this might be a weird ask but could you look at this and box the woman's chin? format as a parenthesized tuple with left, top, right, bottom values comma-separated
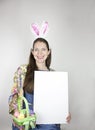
(37, 60, 45, 63)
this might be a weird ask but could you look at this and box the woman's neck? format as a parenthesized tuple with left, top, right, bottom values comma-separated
(36, 62, 48, 70)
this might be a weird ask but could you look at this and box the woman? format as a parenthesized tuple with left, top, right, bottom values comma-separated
(9, 38, 71, 130)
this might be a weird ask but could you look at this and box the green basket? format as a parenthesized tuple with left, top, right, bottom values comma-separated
(12, 96, 36, 130)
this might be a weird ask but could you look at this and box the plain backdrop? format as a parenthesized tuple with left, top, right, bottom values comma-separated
(0, 0, 95, 130)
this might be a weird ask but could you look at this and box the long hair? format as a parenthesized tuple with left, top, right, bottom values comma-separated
(23, 38, 51, 93)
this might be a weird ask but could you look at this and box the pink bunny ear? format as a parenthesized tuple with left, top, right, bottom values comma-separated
(40, 21, 49, 37)
(31, 23, 40, 37)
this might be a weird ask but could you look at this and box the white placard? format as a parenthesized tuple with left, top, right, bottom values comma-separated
(34, 71, 69, 124)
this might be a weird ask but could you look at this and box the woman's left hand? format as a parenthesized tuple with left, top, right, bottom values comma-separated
(66, 113, 71, 123)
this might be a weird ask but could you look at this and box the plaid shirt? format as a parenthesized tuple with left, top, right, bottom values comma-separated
(9, 64, 27, 114)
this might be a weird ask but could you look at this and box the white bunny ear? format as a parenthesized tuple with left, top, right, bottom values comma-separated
(30, 23, 40, 37)
(40, 21, 49, 37)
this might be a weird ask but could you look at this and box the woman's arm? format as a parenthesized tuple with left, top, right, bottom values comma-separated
(9, 64, 27, 114)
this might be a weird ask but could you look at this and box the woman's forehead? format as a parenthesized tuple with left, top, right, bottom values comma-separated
(34, 41, 47, 48)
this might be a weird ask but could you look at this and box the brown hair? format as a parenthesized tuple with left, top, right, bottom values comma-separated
(23, 38, 51, 93)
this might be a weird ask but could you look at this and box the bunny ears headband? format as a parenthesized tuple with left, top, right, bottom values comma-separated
(30, 21, 49, 38)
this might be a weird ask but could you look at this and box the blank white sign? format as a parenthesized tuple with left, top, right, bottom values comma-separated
(34, 71, 69, 124)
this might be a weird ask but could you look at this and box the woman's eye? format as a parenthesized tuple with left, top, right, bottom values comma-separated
(34, 48, 38, 51)
(42, 48, 46, 51)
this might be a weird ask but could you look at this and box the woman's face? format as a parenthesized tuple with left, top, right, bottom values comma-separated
(32, 41, 50, 64)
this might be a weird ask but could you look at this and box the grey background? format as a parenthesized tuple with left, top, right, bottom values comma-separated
(0, 0, 95, 130)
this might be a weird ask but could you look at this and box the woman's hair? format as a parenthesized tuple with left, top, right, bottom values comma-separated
(23, 37, 51, 93)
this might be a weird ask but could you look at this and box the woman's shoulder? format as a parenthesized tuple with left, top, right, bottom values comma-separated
(13, 64, 28, 82)
(18, 64, 27, 71)
(15, 64, 28, 75)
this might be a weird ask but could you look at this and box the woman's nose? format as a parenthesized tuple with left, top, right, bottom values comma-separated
(38, 50, 42, 55)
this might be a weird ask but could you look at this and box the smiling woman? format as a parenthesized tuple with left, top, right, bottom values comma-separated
(9, 37, 71, 130)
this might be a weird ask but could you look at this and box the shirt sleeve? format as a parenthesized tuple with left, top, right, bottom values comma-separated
(9, 64, 27, 114)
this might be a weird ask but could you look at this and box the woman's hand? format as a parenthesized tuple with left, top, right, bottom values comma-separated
(66, 113, 71, 123)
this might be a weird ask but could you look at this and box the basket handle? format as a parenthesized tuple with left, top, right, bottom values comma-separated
(17, 96, 30, 117)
